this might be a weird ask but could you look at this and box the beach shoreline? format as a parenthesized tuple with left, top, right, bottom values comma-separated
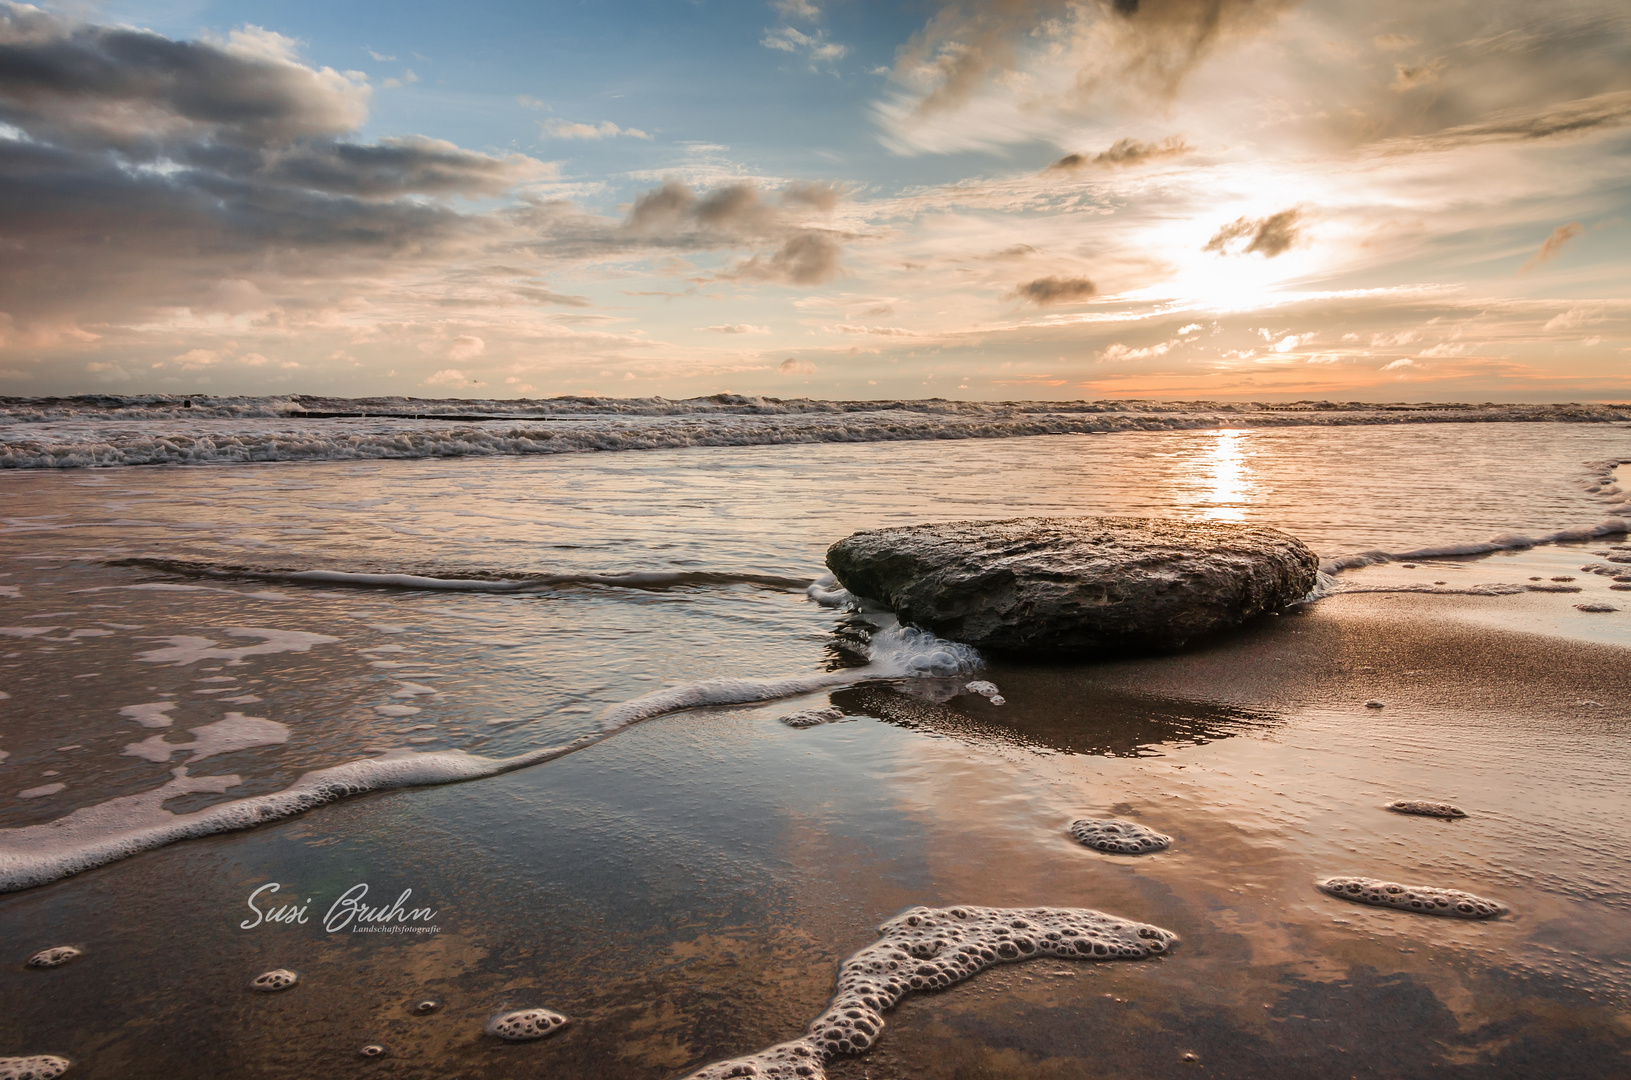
(3, 588, 1628, 1078)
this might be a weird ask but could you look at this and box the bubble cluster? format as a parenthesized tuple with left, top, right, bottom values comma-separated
(0, 1057, 72, 1080)
(250, 969, 298, 992)
(682, 905, 1177, 1080)
(1317, 877, 1506, 919)
(962, 680, 1006, 706)
(487, 1008, 569, 1041)
(1069, 819, 1171, 855)
(24, 946, 81, 969)
(779, 707, 845, 729)
(1387, 800, 1467, 818)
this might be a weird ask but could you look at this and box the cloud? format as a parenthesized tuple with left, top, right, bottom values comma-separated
(1520, 222, 1584, 272)
(0, 7, 369, 147)
(1204, 208, 1302, 257)
(1047, 136, 1190, 171)
(782, 180, 843, 210)
(619, 179, 849, 285)
(1012, 276, 1098, 305)
(761, 26, 848, 64)
(1372, 90, 1631, 155)
(778, 357, 816, 375)
(774, 0, 822, 19)
(447, 335, 485, 361)
(890, 0, 1297, 125)
(701, 324, 770, 334)
(731, 231, 844, 285)
(541, 119, 651, 140)
(0, 2, 558, 333)
(423, 368, 485, 386)
(1381, 358, 1415, 371)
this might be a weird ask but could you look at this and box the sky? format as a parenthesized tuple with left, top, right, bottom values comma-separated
(0, 0, 1628, 402)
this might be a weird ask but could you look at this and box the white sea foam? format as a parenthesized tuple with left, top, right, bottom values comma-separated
(0, 744, 580, 893)
(597, 618, 981, 731)
(1320, 519, 1631, 576)
(682, 904, 1177, 1080)
(134, 628, 339, 666)
(121, 714, 289, 763)
(1, 395, 1625, 469)
(118, 702, 177, 728)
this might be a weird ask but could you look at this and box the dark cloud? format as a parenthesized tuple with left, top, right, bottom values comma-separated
(1374, 90, 1631, 154)
(1048, 135, 1191, 171)
(0, 4, 366, 148)
(0, 2, 558, 333)
(1205, 208, 1302, 257)
(782, 180, 843, 211)
(1520, 222, 1584, 272)
(617, 178, 849, 285)
(1012, 276, 1098, 305)
(896, 0, 1299, 120)
(732, 231, 845, 285)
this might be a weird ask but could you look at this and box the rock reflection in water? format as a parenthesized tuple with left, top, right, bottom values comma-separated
(830, 668, 1277, 758)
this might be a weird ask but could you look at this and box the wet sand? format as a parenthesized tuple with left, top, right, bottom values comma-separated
(3, 590, 1630, 1078)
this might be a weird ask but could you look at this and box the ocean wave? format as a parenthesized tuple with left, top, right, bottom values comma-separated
(0, 744, 586, 894)
(2, 395, 1626, 468)
(110, 557, 813, 594)
(0, 612, 983, 894)
(1319, 518, 1630, 574)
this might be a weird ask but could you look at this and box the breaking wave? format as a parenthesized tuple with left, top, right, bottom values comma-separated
(3, 394, 1627, 468)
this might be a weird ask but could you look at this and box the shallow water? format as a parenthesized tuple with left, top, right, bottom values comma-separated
(2, 422, 1631, 1077)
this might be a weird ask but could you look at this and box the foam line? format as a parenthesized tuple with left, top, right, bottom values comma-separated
(680, 905, 1176, 1080)
(1320, 518, 1631, 575)
(0, 620, 982, 893)
(0, 743, 590, 894)
(111, 557, 813, 594)
(3, 396, 1627, 468)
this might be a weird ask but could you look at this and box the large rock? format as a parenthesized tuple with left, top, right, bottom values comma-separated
(825, 517, 1319, 655)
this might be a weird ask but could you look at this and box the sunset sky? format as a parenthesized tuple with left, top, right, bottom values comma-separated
(1, 0, 1627, 401)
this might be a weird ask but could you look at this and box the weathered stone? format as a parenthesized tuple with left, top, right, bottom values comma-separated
(825, 517, 1318, 655)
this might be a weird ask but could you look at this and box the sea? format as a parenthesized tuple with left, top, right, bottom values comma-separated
(1, 395, 1629, 1079)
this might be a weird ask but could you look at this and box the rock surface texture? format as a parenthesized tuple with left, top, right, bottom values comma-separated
(826, 517, 1319, 654)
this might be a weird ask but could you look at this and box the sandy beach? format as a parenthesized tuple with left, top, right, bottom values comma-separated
(3, 582, 1627, 1079)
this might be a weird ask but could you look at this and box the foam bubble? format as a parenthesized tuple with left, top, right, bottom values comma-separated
(1320, 518, 1631, 576)
(1386, 801, 1467, 819)
(118, 702, 176, 728)
(598, 619, 983, 732)
(963, 680, 1006, 706)
(487, 1008, 568, 1041)
(0, 1056, 72, 1080)
(779, 707, 845, 729)
(0, 744, 576, 893)
(122, 714, 288, 764)
(1069, 819, 1171, 855)
(412, 1000, 442, 1015)
(1316, 877, 1507, 919)
(136, 628, 338, 667)
(358, 1045, 387, 1058)
(25, 946, 81, 968)
(681, 905, 1177, 1080)
(251, 969, 298, 992)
